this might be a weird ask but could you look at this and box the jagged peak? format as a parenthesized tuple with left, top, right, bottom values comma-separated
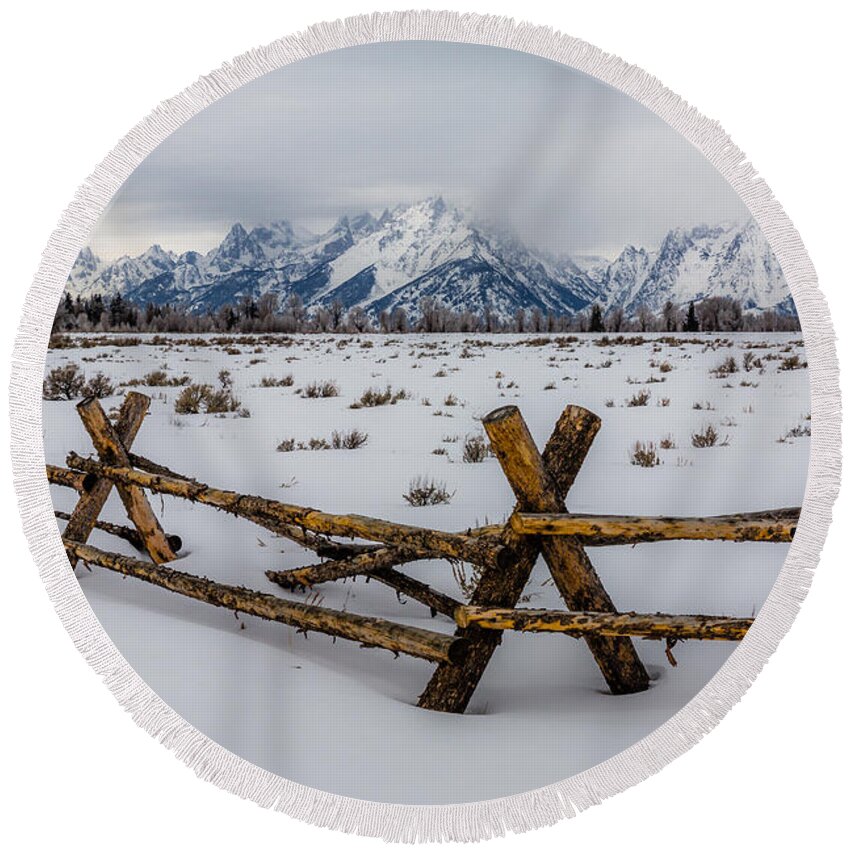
(76, 246, 99, 263)
(223, 222, 249, 240)
(139, 244, 173, 262)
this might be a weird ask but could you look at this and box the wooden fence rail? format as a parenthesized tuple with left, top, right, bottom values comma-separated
(64, 540, 469, 664)
(511, 509, 799, 544)
(65, 453, 507, 570)
(455, 607, 753, 641)
(47, 391, 798, 714)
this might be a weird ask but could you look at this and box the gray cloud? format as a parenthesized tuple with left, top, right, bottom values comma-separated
(89, 41, 750, 261)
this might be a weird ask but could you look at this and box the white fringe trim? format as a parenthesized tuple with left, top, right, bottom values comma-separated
(8, 10, 841, 842)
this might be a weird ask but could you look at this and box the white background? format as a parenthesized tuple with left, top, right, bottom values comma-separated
(1, 1, 847, 846)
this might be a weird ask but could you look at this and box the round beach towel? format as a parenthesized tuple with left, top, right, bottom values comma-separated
(11, 11, 840, 842)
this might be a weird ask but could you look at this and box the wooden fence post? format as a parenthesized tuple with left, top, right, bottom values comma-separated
(62, 392, 151, 565)
(74, 395, 177, 564)
(416, 404, 607, 713)
(481, 405, 649, 695)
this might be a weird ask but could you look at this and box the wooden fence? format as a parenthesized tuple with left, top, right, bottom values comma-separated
(47, 391, 799, 713)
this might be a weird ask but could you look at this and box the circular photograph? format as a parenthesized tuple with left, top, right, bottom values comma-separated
(43, 40, 808, 806)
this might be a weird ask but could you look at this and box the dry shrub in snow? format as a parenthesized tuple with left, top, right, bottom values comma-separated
(691, 423, 730, 448)
(43, 363, 86, 400)
(743, 351, 762, 372)
(403, 476, 454, 506)
(83, 371, 115, 399)
(452, 560, 486, 601)
(350, 385, 408, 408)
(331, 428, 369, 450)
(710, 356, 738, 378)
(630, 441, 661, 467)
(260, 374, 294, 388)
(778, 354, 807, 371)
(276, 429, 369, 452)
(778, 421, 812, 442)
(174, 383, 207, 414)
(462, 434, 492, 463)
(137, 369, 190, 387)
(174, 379, 242, 415)
(659, 435, 676, 450)
(302, 379, 340, 398)
(626, 389, 651, 407)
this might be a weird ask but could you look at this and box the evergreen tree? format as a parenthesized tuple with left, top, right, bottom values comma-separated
(685, 300, 699, 332)
(589, 303, 604, 332)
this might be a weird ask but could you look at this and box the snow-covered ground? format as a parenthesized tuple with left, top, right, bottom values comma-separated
(43, 332, 810, 804)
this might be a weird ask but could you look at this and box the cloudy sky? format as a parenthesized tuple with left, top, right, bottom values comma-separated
(90, 41, 750, 261)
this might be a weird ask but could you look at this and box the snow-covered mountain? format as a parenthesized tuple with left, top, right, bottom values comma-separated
(598, 222, 792, 315)
(66, 198, 792, 319)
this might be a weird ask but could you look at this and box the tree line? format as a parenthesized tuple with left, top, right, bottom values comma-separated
(52, 291, 801, 336)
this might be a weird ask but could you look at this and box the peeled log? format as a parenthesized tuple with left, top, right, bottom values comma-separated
(62, 392, 151, 567)
(511, 509, 799, 544)
(64, 540, 467, 665)
(75, 397, 176, 564)
(67, 453, 504, 569)
(417, 403, 612, 713)
(480, 404, 650, 696)
(456, 607, 752, 641)
(47, 464, 86, 492)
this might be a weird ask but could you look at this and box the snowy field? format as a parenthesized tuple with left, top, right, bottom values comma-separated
(43, 332, 810, 804)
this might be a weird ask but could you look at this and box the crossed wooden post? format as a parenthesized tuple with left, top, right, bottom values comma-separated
(61, 392, 178, 567)
(418, 404, 649, 713)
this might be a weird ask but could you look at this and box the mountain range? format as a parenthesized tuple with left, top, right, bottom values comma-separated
(65, 197, 794, 320)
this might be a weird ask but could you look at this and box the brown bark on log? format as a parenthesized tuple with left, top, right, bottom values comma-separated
(541, 404, 603, 499)
(61, 392, 150, 566)
(55, 510, 182, 553)
(266, 546, 421, 588)
(416, 539, 539, 713)
(91, 450, 495, 563)
(511, 508, 799, 544)
(75, 397, 177, 564)
(117, 454, 373, 560)
(119, 456, 383, 559)
(417, 403, 609, 713)
(64, 540, 468, 664)
(46, 464, 86, 492)
(456, 607, 752, 641)
(67, 454, 504, 569)
(480, 405, 650, 696)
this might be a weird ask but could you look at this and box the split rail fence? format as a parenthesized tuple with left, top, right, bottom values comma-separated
(47, 391, 799, 713)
